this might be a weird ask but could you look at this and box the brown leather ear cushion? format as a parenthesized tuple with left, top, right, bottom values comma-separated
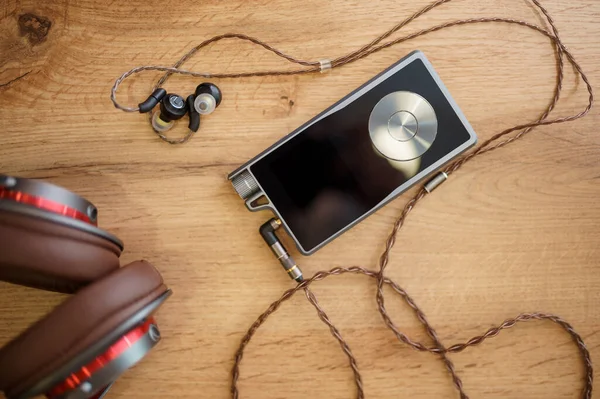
(0, 209, 122, 293)
(0, 260, 168, 398)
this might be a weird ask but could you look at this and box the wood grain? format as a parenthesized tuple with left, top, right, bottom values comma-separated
(0, 0, 599, 398)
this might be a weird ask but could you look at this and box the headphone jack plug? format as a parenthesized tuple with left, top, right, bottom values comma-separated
(259, 218, 303, 283)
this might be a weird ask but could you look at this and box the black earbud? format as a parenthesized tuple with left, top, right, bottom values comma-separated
(138, 83, 222, 134)
(193, 83, 222, 115)
(151, 93, 188, 132)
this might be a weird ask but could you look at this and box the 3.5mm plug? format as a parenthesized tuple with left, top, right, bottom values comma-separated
(259, 218, 303, 283)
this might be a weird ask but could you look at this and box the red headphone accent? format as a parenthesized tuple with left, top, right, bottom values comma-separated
(0, 187, 96, 226)
(46, 318, 156, 398)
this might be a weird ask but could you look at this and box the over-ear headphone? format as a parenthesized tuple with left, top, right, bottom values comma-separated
(138, 82, 222, 134)
(0, 174, 171, 399)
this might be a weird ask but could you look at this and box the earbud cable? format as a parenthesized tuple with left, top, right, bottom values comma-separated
(112, 0, 594, 397)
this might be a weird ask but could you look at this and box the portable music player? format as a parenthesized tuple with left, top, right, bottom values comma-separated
(228, 50, 477, 255)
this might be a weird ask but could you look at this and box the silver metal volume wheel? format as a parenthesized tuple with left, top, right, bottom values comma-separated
(368, 91, 437, 161)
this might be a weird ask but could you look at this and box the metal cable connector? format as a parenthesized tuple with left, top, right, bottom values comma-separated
(259, 218, 303, 283)
(319, 59, 332, 73)
(424, 171, 448, 193)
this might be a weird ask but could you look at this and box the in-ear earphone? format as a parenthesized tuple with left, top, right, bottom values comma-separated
(151, 93, 188, 132)
(137, 82, 222, 136)
(193, 82, 222, 115)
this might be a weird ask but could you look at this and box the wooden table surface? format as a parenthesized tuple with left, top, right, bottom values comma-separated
(1, 0, 599, 398)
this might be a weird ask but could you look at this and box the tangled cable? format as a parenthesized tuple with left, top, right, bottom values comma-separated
(111, 0, 594, 397)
